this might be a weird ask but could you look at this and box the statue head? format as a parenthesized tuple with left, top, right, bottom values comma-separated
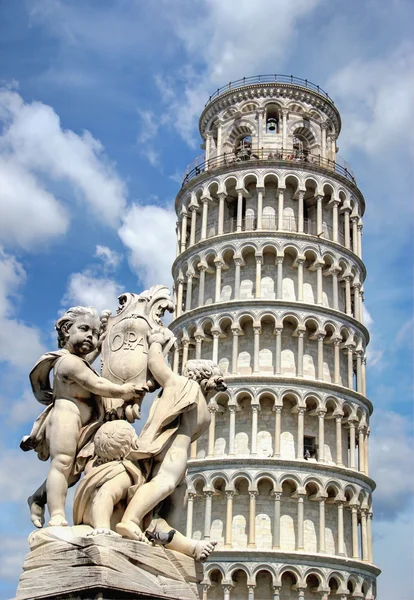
(183, 359, 227, 394)
(94, 420, 139, 461)
(55, 306, 100, 354)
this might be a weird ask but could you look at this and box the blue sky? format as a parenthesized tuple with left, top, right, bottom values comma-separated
(0, 1, 413, 598)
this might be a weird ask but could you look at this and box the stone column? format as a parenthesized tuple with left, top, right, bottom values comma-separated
(296, 493, 305, 550)
(189, 205, 198, 246)
(176, 223, 180, 257)
(298, 190, 305, 233)
(231, 327, 240, 374)
(256, 187, 264, 230)
(201, 197, 209, 240)
(367, 511, 373, 562)
(357, 220, 363, 259)
(236, 189, 243, 232)
(281, 108, 288, 148)
(316, 262, 323, 305)
(228, 405, 237, 455)
(362, 356, 367, 396)
(176, 277, 184, 318)
(346, 344, 355, 389)
(332, 199, 340, 242)
(365, 427, 370, 477)
(274, 327, 282, 375)
(351, 505, 359, 558)
(201, 585, 210, 600)
(351, 215, 358, 254)
(349, 419, 357, 469)
(257, 107, 265, 149)
(198, 265, 206, 307)
(317, 410, 326, 461)
(251, 404, 259, 455)
(182, 339, 189, 370)
(212, 329, 220, 363)
(195, 334, 203, 360)
(317, 333, 325, 379)
(248, 491, 257, 548)
(344, 276, 352, 315)
(214, 260, 222, 303)
(224, 491, 234, 548)
(203, 491, 213, 538)
(319, 498, 326, 553)
(180, 210, 188, 253)
(316, 194, 323, 235)
(321, 123, 327, 159)
(358, 426, 366, 473)
(218, 192, 226, 234)
(207, 405, 218, 457)
(335, 414, 344, 466)
(273, 405, 282, 457)
(247, 585, 256, 600)
(277, 188, 285, 230)
(253, 326, 261, 373)
(223, 585, 232, 600)
(234, 257, 242, 299)
(343, 208, 351, 249)
(272, 492, 281, 548)
(255, 256, 262, 298)
(276, 256, 284, 299)
(272, 587, 281, 600)
(190, 439, 197, 459)
(297, 407, 305, 459)
(185, 272, 193, 311)
(216, 120, 223, 155)
(297, 329, 305, 377)
(353, 283, 361, 321)
(333, 337, 341, 384)
(205, 131, 212, 166)
(186, 492, 196, 538)
(297, 258, 304, 301)
(361, 509, 369, 561)
(337, 500, 345, 555)
(356, 350, 363, 393)
(332, 269, 339, 310)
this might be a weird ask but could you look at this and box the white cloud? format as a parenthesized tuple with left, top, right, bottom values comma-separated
(0, 249, 46, 370)
(63, 272, 123, 314)
(327, 42, 414, 158)
(0, 88, 127, 247)
(7, 389, 45, 426)
(0, 157, 69, 250)
(156, 0, 324, 144)
(118, 202, 176, 288)
(0, 536, 29, 582)
(370, 409, 414, 521)
(94, 245, 122, 272)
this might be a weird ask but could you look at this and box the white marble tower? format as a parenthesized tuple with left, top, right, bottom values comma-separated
(170, 75, 379, 600)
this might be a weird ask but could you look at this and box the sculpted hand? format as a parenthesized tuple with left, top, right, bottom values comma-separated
(121, 383, 147, 400)
(98, 309, 111, 347)
(148, 326, 174, 347)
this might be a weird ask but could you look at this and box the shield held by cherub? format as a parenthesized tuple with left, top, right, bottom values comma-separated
(101, 285, 175, 422)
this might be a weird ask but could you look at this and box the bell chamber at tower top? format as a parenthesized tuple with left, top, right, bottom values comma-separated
(181, 74, 356, 187)
(175, 75, 365, 263)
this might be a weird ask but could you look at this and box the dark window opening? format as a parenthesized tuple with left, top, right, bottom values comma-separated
(304, 436, 317, 459)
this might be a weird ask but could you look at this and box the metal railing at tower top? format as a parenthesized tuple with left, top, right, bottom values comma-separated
(205, 74, 334, 106)
(182, 149, 356, 187)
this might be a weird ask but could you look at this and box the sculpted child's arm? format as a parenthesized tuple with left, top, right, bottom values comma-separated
(148, 343, 175, 389)
(59, 355, 139, 399)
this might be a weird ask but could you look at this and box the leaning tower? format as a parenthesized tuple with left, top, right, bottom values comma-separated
(170, 75, 380, 600)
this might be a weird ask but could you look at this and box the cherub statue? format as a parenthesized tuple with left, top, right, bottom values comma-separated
(115, 326, 226, 562)
(73, 420, 145, 534)
(21, 306, 144, 528)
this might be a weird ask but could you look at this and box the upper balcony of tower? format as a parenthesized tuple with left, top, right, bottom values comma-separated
(181, 74, 355, 188)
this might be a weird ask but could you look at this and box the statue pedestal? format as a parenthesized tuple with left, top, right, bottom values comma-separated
(15, 526, 203, 600)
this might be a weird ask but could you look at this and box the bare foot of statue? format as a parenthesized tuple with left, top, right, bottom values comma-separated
(88, 528, 120, 537)
(27, 494, 45, 529)
(193, 540, 217, 561)
(48, 514, 68, 527)
(115, 520, 150, 544)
